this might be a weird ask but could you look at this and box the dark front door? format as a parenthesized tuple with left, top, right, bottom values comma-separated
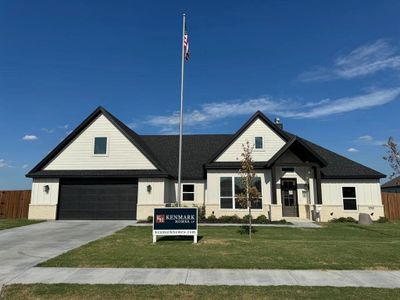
(281, 179, 299, 217)
(58, 178, 138, 220)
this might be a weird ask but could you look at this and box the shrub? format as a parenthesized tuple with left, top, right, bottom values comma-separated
(329, 217, 357, 223)
(206, 214, 217, 223)
(238, 225, 257, 234)
(254, 215, 269, 224)
(376, 216, 390, 223)
(242, 214, 253, 224)
(147, 216, 153, 223)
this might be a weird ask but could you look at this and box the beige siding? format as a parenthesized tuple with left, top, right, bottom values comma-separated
(321, 179, 382, 206)
(28, 178, 59, 220)
(30, 178, 59, 205)
(168, 180, 205, 207)
(44, 114, 156, 170)
(318, 179, 384, 221)
(216, 118, 286, 162)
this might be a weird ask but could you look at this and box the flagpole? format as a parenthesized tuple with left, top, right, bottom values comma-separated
(177, 13, 186, 207)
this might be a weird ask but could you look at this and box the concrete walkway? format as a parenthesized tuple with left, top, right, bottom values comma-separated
(4, 267, 400, 288)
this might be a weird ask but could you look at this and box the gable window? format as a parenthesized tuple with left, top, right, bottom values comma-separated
(220, 176, 262, 209)
(182, 184, 195, 201)
(255, 136, 263, 149)
(342, 187, 357, 210)
(94, 137, 108, 155)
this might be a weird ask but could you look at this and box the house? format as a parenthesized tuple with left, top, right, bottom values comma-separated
(26, 106, 385, 222)
(381, 176, 400, 193)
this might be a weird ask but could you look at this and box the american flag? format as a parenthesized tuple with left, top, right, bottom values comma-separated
(184, 26, 189, 60)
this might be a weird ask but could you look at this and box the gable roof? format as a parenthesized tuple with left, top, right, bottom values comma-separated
(27, 107, 386, 180)
(265, 136, 328, 167)
(206, 111, 290, 164)
(382, 176, 400, 188)
(26, 106, 168, 178)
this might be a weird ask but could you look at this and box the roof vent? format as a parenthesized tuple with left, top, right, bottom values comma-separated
(274, 117, 283, 129)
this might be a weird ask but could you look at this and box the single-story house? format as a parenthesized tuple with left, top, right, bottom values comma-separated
(381, 176, 400, 193)
(27, 106, 385, 222)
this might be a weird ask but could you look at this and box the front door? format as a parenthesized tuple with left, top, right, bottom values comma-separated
(281, 179, 299, 217)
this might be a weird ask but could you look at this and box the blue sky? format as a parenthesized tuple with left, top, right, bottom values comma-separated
(1, 0, 400, 189)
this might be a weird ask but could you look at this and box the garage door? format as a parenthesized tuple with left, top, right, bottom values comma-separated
(58, 178, 138, 220)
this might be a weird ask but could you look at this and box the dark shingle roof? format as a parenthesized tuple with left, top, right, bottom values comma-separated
(141, 135, 231, 180)
(382, 176, 400, 188)
(140, 133, 385, 180)
(298, 138, 385, 179)
(26, 107, 385, 180)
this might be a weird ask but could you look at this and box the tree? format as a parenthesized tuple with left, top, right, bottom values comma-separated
(383, 137, 400, 179)
(236, 141, 261, 238)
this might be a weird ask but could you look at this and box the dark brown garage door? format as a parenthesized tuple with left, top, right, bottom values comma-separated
(58, 178, 138, 220)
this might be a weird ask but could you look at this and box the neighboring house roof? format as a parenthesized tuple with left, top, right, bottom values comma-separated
(382, 176, 400, 188)
(27, 107, 386, 180)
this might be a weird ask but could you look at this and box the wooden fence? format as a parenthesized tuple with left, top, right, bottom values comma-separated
(0, 190, 31, 219)
(382, 192, 400, 220)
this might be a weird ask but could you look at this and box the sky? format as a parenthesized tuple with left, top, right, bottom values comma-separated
(1, 0, 400, 189)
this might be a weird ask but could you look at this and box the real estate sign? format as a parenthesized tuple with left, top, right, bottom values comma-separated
(153, 207, 198, 243)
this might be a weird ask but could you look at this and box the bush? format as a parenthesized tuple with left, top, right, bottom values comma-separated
(217, 214, 241, 223)
(329, 217, 357, 223)
(206, 214, 217, 223)
(147, 216, 153, 223)
(254, 215, 269, 224)
(376, 216, 390, 223)
(242, 214, 253, 224)
(238, 225, 257, 234)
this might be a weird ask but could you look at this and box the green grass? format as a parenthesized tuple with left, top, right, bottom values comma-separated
(1, 284, 400, 300)
(40, 223, 400, 270)
(0, 219, 43, 230)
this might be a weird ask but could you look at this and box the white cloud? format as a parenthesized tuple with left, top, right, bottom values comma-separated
(145, 87, 400, 132)
(22, 164, 29, 169)
(356, 135, 385, 146)
(22, 135, 38, 141)
(299, 39, 400, 81)
(347, 148, 359, 153)
(358, 135, 373, 142)
(0, 159, 8, 168)
(59, 124, 69, 129)
(42, 128, 55, 134)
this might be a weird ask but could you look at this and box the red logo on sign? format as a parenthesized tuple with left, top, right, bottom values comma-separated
(156, 214, 165, 223)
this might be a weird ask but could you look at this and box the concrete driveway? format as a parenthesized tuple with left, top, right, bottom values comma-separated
(0, 221, 134, 284)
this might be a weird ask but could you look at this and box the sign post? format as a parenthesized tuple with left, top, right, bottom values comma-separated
(153, 207, 198, 243)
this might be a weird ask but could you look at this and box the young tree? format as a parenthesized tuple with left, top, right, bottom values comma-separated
(236, 141, 261, 238)
(383, 137, 400, 178)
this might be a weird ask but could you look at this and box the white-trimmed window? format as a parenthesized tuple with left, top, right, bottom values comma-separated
(219, 176, 262, 209)
(254, 136, 263, 149)
(182, 184, 195, 201)
(94, 137, 108, 155)
(342, 187, 357, 210)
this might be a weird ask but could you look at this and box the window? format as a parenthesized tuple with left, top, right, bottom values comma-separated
(220, 177, 233, 208)
(342, 187, 357, 210)
(94, 137, 108, 155)
(182, 184, 195, 201)
(255, 136, 263, 149)
(220, 176, 262, 209)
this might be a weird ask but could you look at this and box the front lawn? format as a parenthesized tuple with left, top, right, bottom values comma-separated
(2, 284, 400, 300)
(40, 223, 400, 270)
(0, 219, 43, 231)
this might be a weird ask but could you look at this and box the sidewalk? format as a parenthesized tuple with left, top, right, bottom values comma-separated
(5, 267, 400, 288)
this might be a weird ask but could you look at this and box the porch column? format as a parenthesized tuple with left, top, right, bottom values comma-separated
(271, 166, 277, 204)
(314, 166, 322, 204)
